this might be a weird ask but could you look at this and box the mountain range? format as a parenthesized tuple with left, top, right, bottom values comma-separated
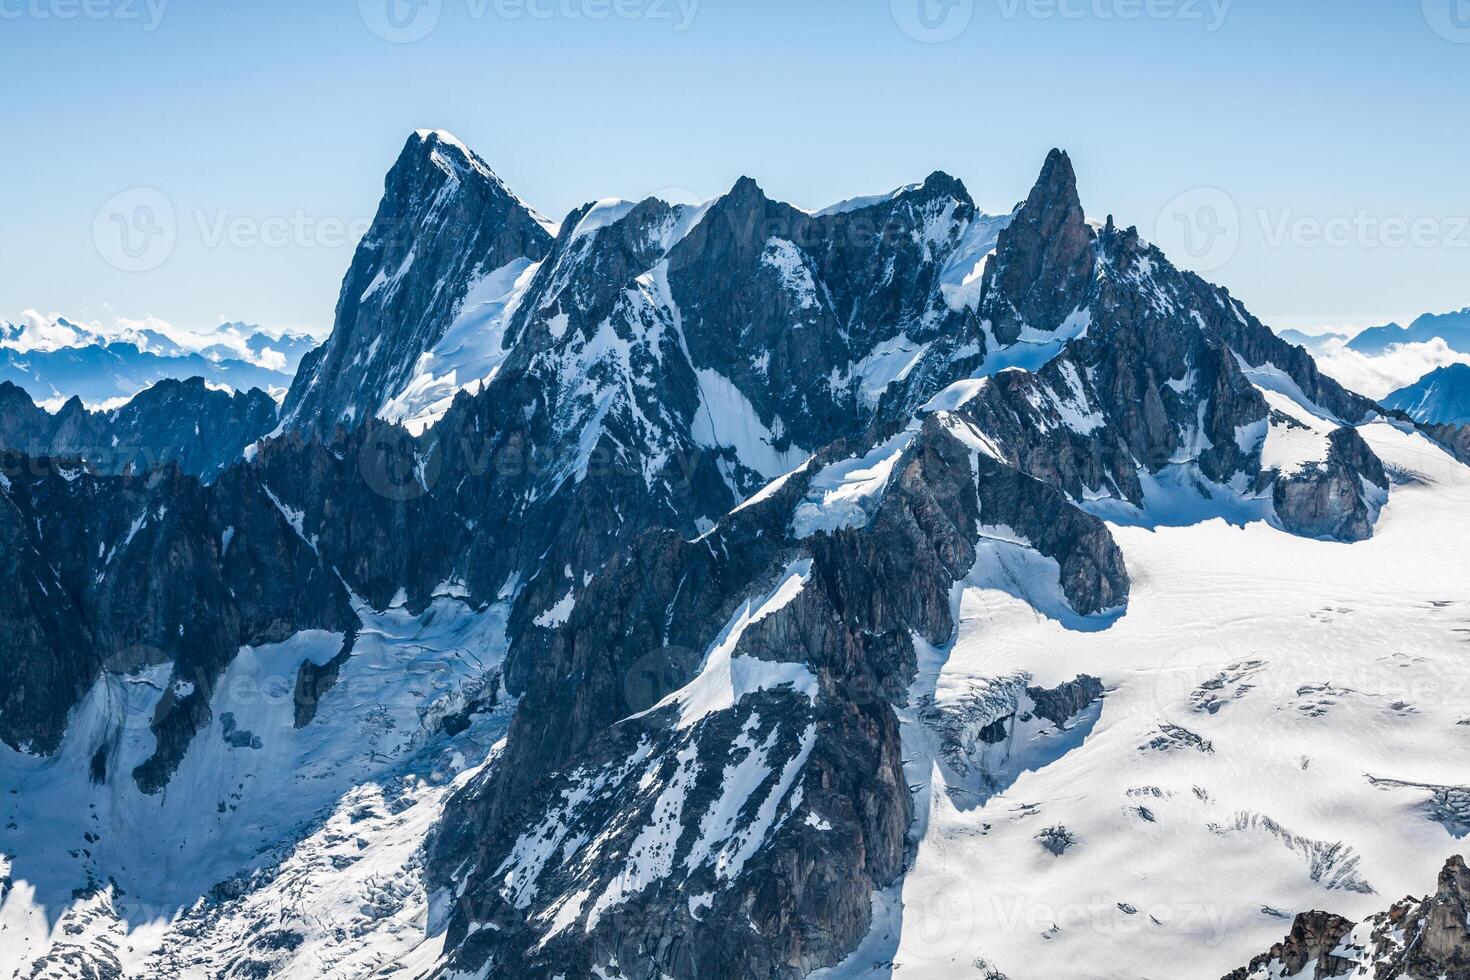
(0, 314, 315, 408)
(1346, 308, 1470, 356)
(1, 131, 1467, 980)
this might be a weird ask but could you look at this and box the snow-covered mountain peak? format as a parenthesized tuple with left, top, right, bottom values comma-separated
(412, 126, 467, 148)
(13, 134, 1468, 980)
(406, 128, 559, 235)
(278, 131, 557, 435)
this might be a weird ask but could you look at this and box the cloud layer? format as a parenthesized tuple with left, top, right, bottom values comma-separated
(1312, 337, 1470, 401)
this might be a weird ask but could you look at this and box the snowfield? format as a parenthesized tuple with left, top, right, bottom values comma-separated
(0, 599, 513, 979)
(817, 420, 1470, 980)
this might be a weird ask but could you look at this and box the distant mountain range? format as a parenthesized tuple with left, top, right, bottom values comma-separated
(1342, 308, 1470, 355)
(1276, 308, 1470, 358)
(1384, 362, 1470, 425)
(0, 313, 318, 408)
(1275, 328, 1348, 352)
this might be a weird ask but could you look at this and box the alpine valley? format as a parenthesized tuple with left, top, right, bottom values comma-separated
(2, 131, 1467, 980)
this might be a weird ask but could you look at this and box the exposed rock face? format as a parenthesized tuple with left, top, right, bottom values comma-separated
(0, 460, 96, 755)
(425, 411, 1129, 979)
(103, 378, 279, 481)
(280, 130, 556, 435)
(1028, 675, 1105, 727)
(840, 153, 1387, 547)
(0, 378, 278, 482)
(225, 153, 1020, 671)
(1224, 856, 1470, 980)
(975, 148, 1096, 346)
(1223, 911, 1358, 979)
(2, 132, 1425, 979)
(1429, 422, 1470, 464)
(1273, 426, 1389, 542)
(0, 450, 352, 779)
(404, 147, 1394, 979)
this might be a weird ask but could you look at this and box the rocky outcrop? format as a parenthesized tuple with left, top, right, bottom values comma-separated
(1223, 911, 1358, 979)
(1429, 422, 1470, 464)
(1224, 855, 1470, 980)
(921, 674, 1103, 782)
(1274, 426, 1388, 542)
(1028, 675, 1105, 728)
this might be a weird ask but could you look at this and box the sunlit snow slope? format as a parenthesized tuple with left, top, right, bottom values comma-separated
(817, 420, 1470, 980)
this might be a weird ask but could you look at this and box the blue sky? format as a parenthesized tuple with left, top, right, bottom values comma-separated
(3, 0, 1468, 336)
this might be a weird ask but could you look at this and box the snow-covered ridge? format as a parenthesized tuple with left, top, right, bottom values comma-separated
(812, 182, 926, 217)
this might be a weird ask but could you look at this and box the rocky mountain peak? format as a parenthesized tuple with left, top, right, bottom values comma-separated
(406, 129, 498, 183)
(1032, 147, 1081, 210)
(279, 130, 556, 435)
(917, 168, 969, 200)
(726, 174, 767, 205)
(1385, 362, 1470, 425)
(976, 148, 1096, 344)
(0, 379, 32, 410)
(53, 395, 88, 420)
